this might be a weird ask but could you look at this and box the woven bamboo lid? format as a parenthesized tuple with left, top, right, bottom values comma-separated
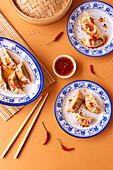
(10, 0, 73, 25)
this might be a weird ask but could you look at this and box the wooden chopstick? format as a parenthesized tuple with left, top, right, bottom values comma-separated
(14, 93, 49, 159)
(1, 96, 42, 158)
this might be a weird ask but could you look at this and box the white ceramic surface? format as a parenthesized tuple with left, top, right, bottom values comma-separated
(54, 80, 112, 138)
(67, 1, 113, 57)
(0, 37, 43, 106)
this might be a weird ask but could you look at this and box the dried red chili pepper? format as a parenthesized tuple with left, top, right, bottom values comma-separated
(90, 65, 100, 78)
(57, 138, 74, 151)
(46, 31, 63, 45)
(42, 122, 49, 145)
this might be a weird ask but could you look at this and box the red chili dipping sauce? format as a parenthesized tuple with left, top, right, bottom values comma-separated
(55, 57, 74, 76)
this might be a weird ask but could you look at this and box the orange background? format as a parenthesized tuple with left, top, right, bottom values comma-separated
(0, 0, 113, 170)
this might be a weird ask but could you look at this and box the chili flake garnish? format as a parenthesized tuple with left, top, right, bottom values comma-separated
(98, 17, 105, 22)
(103, 24, 108, 29)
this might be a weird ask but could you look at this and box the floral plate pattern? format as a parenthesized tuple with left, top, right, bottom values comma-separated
(66, 1, 113, 57)
(0, 37, 43, 106)
(54, 80, 112, 138)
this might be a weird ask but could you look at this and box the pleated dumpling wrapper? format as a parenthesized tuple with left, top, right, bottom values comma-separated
(15, 61, 30, 84)
(8, 71, 24, 94)
(81, 34, 106, 48)
(67, 89, 83, 112)
(0, 47, 16, 70)
(71, 112, 96, 127)
(0, 66, 7, 90)
(80, 12, 100, 36)
(84, 93, 101, 114)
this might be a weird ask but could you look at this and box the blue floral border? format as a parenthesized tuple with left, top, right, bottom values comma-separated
(66, 1, 113, 57)
(54, 80, 112, 138)
(0, 37, 43, 106)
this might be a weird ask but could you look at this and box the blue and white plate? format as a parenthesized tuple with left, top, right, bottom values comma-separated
(0, 37, 43, 106)
(54, 80, 112, 138)
(66, 1, 113, 57)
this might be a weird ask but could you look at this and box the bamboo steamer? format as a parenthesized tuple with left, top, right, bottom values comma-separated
(10, 0, 73, 25)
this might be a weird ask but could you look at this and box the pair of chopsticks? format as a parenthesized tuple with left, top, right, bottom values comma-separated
(1, 93, 49, 159)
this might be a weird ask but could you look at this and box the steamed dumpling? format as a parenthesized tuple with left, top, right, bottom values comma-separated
(80, 12, 100, 36)
(84, 93, 101, 114)
(15, 61, 30, 83)
(0, 66, 7, 90)
(8, 71, 24, 94)
(71, 112, 95, 127)
(81, 34, 106, 48)
(67, 89, 83, 112)
(0, 47, 16, 69)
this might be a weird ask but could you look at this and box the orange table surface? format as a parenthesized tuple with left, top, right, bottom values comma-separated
(0, 0, 113, 170)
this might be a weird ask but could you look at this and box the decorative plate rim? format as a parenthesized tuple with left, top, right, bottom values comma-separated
(54, 80, 112, 138)
(0, 37, 43, 106)
(66, 1, 113, 57)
